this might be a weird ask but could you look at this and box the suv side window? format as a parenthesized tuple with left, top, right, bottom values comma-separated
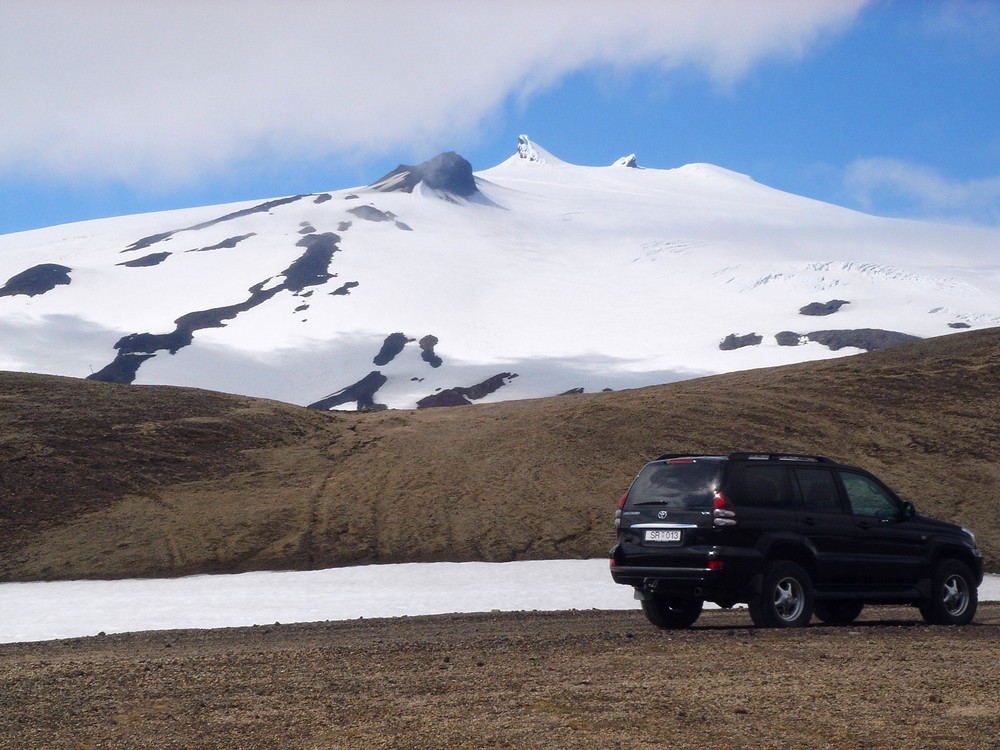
(792, 467, 844, 513)
(725, 464, 794, 509)
(839, 471, 899, 518)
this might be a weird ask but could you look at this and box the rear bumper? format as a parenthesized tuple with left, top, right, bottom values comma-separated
(610, 563, 755, 600)
(609, 544, 762, 604)
(610, 564, 716, 587)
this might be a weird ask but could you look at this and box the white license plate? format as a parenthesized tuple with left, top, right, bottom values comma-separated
(644, 529, 682, 543)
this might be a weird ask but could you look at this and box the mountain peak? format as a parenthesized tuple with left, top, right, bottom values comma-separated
(517, 134, 544, 163)
(612, 154, 639, 168)
(513, 135, 566, 166)
(3, 136, 999, 415)
(370, 151, 477, 197)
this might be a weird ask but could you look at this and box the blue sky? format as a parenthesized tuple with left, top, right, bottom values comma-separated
(1, 0, 998, 236)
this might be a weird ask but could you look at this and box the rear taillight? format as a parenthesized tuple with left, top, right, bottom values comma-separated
(614, 492, 627, 527)
(712, 490, 737, 527)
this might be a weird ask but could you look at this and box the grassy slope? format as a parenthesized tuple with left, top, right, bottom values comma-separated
(1, 327, 997, 582)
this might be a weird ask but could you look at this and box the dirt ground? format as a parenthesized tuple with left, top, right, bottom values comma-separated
(2, 603, 998, 750)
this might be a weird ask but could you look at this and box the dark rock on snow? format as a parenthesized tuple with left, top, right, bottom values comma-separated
(123, 195, 306, 253)
(777, 328, 921, 351)
(188, 233, 257, 253)
(307, 371, 389, 412)
(417, 373, 517, 408)
(419, 335, 442, 368)
(370, 152, 478, 198)
(0, 263, 72, 297)
(799, 299, 850, 316)
(374, 333, 414, 366)
(330, 281, 359, 296)
(89, 234, 342, 385)
(719, 333, 763, 350)
(347, 205, 396, 223)
(117, 253, 171, 268)
(806, 329, 920, 352)
(775, 331, 804, 347)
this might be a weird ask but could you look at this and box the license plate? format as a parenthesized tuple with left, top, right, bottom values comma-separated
(645, 529, 682, 543)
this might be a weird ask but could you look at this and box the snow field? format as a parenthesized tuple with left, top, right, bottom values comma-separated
(1, 560, 997, 644)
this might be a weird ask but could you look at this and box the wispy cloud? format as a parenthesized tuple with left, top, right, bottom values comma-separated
(922, 0, 1000, 53)
(844, 158, 1000, 225)
(0, 0, 866, 186)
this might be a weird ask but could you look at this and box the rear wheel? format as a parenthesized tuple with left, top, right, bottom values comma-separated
(919, 560, 977, 625)
(641, 594, 703, 629)
(749, 561, 814, 628)
(814, 600, 864, 625)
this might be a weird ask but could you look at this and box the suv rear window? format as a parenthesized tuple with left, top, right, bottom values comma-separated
(625, 460, 720, 510)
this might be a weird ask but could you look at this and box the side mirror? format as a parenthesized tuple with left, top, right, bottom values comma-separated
(901, 501, 916, 520)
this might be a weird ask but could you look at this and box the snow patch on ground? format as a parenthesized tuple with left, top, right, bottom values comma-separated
(1, 561, 997, 644)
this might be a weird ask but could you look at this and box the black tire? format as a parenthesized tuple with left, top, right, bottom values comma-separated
(641, 595, 703, 629)
(919, 559, 978, 625)
(749, 561, 814, 628)
(814, 600, 864, 625)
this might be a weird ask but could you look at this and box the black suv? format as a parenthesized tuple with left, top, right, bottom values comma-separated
(610, 453, 983, 629)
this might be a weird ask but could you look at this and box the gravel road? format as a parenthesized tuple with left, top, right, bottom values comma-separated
(2, 604, 998, 749)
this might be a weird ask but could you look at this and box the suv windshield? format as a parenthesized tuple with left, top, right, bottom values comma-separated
(626, 460, 720, 509)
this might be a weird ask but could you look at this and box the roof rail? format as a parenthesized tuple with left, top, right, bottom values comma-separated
(652, 453, 720, 462)
(727, 452, 836, 464)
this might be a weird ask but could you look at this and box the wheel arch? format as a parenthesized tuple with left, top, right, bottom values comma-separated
(929, 546, 983, 585)
(763, 541, 817, 577)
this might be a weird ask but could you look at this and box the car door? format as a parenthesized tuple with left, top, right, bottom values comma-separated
(836, 469, 924, 584)
(791, 467, 866, 583)
(722, 462, 799, 550)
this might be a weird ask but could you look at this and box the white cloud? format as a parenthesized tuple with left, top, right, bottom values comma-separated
(0, 0, 866, 185)
(844, 157, 1000, 225)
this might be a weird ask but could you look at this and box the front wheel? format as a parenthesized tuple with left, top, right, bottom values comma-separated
(641, 594, 703, 629)
(919, 560, 977, 625)
(749, 561, 814, 628)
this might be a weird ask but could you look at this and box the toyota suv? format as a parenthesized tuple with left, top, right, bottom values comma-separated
(609, 453, 983, 629)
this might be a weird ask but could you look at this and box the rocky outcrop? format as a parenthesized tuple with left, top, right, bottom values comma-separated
(799, 299, 849, 316)
(307, 371, 388, 411)
(720, 333, 763, 350)
(613, 154, 639, 168)
(370, 151, 477, 197)
(776, 328, 921, 352)
(0, 263, 72, 297)
(417, 373, 517, 408)
(806, 329, 920, 351)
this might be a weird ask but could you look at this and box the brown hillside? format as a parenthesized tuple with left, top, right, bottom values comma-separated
(1, 327, 998, 582)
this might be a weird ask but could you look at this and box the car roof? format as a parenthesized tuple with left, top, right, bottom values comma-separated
(652, 452, 839, 465)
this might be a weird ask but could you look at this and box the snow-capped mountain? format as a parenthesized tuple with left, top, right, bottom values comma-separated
(2, 136, 999, 410)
